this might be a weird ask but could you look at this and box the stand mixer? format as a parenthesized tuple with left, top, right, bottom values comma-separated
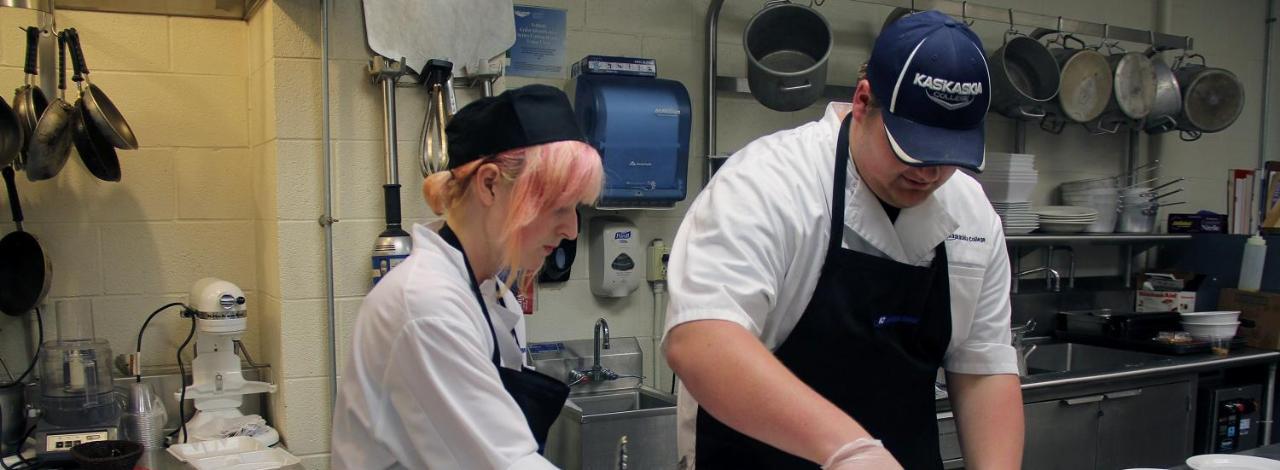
(179, 278, 278, 445)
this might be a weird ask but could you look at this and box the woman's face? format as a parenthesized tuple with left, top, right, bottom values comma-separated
(517, 202, 579, 271)
(483, 167, 580, 273)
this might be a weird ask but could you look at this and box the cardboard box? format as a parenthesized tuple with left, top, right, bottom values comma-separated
(1219, 289, 1280, 350)
(1137, 290, 1198, 313)
(1135, 272, 1202, 313)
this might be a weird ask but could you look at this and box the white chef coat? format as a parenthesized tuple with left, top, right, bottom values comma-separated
(331, 221, 556, 470)
(663, 102, 1018, 464)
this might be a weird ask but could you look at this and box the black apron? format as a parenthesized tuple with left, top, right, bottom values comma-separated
(695, 115, 953, 470)
(439, 225, 570, 452)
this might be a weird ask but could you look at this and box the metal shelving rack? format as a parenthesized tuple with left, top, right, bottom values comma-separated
(704, 0, 1197, 181)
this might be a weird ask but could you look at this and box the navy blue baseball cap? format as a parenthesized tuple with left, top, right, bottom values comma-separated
(868, 10, 990, 172)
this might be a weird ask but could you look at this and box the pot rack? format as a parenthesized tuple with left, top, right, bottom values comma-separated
(0, 0, 266, 20)
(705, 0, 1197, 179)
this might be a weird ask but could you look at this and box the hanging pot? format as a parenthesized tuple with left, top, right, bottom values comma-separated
(1172, 54, 1244, 141)
(1083, 48, 1156, 134)
(1033, 33, 1112, 134)
(743, 1, 832, 112)
(989, 32, 1061, 120)
(1143, 50, 1182, 134)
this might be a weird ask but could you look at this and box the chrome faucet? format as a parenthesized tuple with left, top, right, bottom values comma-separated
(1016, 266, 1062, 293)
(595, 318, 611, 367)
(569, 318, 619, 386)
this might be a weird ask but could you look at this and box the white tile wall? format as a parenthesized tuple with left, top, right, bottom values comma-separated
(0, 9, 258, 380)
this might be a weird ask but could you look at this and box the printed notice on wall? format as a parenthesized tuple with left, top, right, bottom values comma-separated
(509, 5, 567, 78)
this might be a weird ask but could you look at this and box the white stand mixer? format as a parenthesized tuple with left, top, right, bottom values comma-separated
(178, 278, 279, 445)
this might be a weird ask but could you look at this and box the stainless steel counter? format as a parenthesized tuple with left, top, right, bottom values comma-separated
(936, 346, 1280, 403)
(1019, 347, 1280, 391)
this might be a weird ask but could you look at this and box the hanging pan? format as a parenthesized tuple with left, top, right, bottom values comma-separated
(67, 29, 120, 181)
(12, 26, 46, 170)
(24, 31, 75, 181)
(67, 28, 137, 150)
(0, 166, 51, 316)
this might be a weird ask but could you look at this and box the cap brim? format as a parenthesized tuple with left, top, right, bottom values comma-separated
(881, 110, 986, 172)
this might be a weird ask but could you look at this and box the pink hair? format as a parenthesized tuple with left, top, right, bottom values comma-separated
(423, 140, 603, 289)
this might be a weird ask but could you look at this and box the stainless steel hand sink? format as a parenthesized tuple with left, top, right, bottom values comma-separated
(547, 387, 678, 469)
(567, 388, 677, 417)
(1025, 342, 1173, 376)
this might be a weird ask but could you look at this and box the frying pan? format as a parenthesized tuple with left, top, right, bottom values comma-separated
(0, 165, 51, 316)
(24, 32, 74, 182)
(67, 29, 137, 150)
(12, 26, 47, 169)
(0, 96, 20, 169)
(67, 30, 120, 182)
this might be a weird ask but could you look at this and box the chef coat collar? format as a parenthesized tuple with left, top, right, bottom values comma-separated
(414, 221, 526, 366)
(822, 103, 960, 265)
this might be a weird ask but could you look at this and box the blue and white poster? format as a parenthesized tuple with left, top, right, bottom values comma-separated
(509, 5, 567, 78)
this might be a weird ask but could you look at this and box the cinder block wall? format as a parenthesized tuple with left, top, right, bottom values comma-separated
(0, 8, 256, 379)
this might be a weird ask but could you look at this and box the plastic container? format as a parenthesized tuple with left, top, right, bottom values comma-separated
(167, 436, 266, 462)
(1239, 235, 1267, 291)
(187, 448, 301, 470)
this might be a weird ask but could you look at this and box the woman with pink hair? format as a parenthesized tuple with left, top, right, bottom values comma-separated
(331, 85, 603, 470)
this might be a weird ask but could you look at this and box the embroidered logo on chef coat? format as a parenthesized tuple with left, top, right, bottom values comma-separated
(946, 233, 986, 244)
(875, 315, 922, 328)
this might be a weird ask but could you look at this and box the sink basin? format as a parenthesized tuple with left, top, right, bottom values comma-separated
(1025, 342, 1172, 376)
(568, 388, 677, 417)
(547, 387, 678, 469)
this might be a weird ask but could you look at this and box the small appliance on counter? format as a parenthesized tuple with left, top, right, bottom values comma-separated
(180, 278, 279, 446)
(31, 299, 121, 463)
(570, 55, 691, 209)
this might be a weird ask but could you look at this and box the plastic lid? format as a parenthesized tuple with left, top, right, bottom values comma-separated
(1247, 234, 1266, 246)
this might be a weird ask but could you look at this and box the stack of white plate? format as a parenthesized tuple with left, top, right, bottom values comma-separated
(992, 201, 1039, 234)
(976, 153, 1038, 203)
(1035, 206, 1099, 233)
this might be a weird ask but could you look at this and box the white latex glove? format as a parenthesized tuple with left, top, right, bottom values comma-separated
(821, 438, 904, 470)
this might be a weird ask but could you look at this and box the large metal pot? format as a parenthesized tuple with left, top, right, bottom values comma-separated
(1036, 34, 1112, 133)
(744, 1, 832, 112)
(1084, 50, 1156, 134)
(1172, 54, 1244, 140)
(1143, 51, 1182, 134)
(990, 33, 1061, 120)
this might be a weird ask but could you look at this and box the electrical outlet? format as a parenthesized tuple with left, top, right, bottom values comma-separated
(647, 239, 670, 282)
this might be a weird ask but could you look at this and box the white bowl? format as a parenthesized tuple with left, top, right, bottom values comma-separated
(1181, 311, 1241, 323)
(1039, 222, 1090, 233)
(1181, 321, 1240, 339)
(981, 180, 1037, 203)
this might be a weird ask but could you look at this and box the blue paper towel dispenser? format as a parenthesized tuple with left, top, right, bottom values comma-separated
(572, 73, 691, 208)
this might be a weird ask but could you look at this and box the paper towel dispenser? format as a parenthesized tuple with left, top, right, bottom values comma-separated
(572, 62, 691, 208)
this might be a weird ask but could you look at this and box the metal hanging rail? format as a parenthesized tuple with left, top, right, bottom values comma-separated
(703, 0, 1197, 181)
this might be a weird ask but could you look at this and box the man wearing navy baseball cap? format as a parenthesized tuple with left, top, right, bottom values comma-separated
(664, 10, 1022, 470)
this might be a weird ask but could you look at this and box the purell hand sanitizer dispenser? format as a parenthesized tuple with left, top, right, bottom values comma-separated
(590, 217, 642, 297)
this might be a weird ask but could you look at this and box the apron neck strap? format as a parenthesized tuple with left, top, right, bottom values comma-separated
(439, 224, 503, 367)
(830, 114, 853, 253)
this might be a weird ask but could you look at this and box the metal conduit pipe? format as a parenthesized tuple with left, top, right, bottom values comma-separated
(321, 0, 339, 409)
(705, 0, 726, 186)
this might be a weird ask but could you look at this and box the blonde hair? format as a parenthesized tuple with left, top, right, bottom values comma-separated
(423, 140, 603, 289)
